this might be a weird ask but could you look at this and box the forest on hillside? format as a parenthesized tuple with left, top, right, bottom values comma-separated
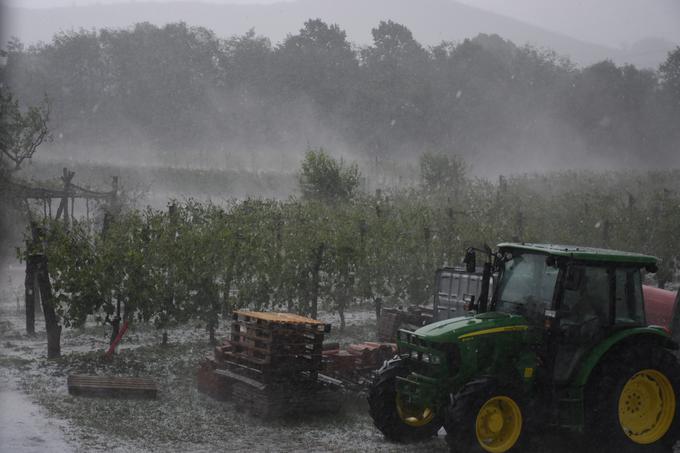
(1, 20, 679, 169)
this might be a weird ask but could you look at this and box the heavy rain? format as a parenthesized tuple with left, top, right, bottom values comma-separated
(1, 1, 679, 452)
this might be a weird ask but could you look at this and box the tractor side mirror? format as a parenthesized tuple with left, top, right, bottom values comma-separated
(464, 248, 476, 273)
(565, 266, 584, 291)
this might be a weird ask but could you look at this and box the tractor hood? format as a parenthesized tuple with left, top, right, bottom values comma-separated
(412, 311, 529, 344)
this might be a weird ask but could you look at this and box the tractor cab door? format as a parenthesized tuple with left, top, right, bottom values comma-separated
(553, 264, 645, 383)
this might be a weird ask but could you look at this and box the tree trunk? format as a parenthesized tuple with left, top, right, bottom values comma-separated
(162, 330, 168, 346)
(24, 255, 36, 335)
(110, 317, 121, 346)
(374, 297, 382, 321)
(223, 278, 232, 319)
(110, 299, 121, 346)
(36, 257, 61, 359)
(339, 306, 346, 331)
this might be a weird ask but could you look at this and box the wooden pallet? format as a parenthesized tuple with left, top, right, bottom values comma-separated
(200, 311, 338, 414)
(222, 351, 323, 374)
(377, 309, 403, 342)
(229, 311, 328, 373)
(67, 375, 157, 399)
(229, 377, 341, 418)
(233, 311, 331, 333)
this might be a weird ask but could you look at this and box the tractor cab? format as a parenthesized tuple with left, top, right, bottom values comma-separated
(492, 243, 658, 382)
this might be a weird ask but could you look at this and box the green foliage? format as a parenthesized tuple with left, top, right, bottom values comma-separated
(0, 86, 50, 171)
(298, 148, 360, 202)
(419, 152, 467, 194)
(660, 47, 680, 103)
(34, 166, 680, 339)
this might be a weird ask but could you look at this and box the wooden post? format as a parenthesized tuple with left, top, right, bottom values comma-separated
(513, 210, 524, 242)
(111, 176, 119, 213)
(163, 203, 177, 346)
(310, 243, 325, 320)
(24, 250, 36, 335)
(55, 168, 75, 226)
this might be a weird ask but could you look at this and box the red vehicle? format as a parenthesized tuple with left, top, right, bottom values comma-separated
(644, 285, 679, 337)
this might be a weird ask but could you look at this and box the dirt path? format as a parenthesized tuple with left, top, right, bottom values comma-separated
(0, 374, 73, 453)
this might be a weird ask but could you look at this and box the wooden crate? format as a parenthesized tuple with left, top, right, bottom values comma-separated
(67, 374, 157, 399)
(199, 311, 340, 416)
(377, 309, 404, 342)
(229, 311, 329, 376)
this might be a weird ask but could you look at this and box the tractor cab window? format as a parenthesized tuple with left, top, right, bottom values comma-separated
(615, 268, 645, 325)
(495, 252, 558, 321)
(560, 265, 610, 338)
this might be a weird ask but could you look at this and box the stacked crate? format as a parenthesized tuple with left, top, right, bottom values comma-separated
(227, 311, 328, 380)
(206, 311, 339, 417)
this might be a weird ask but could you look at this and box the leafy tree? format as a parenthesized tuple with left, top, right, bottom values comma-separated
(355, 21, 431, 153)
(660, 47, 680, 110)
(298, 148, 360, 202)
(275, 19, 357, 110)
(0, 86, 50, 171)
(419, 151, 467, 194)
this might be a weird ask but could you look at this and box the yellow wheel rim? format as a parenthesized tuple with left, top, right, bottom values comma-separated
(395, 393, 435, 427)
(475, 396, 523, 453)
(618, 369, 676, 444)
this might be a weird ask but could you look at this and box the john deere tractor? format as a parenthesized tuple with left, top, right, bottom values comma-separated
(368, 243, 680, 452)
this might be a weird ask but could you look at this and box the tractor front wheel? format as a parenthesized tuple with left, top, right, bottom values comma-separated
(445, 379, 526, 453)
(367, 359, 442, 442)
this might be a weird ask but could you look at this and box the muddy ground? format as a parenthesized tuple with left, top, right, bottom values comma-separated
(0, 268, 677, 453)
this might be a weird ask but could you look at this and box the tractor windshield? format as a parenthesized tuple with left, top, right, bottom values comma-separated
(495, 252, 557, 319)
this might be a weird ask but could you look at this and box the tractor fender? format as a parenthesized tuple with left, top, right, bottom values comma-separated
(572, 327, 677, 389)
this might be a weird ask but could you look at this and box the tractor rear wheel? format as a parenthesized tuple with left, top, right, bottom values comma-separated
(445, 379, 526, 453)
(586, 345, 680, 451)
(367, 358, 442, 442)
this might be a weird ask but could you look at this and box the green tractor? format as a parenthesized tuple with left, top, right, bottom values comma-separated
(368, 243, 680, 452)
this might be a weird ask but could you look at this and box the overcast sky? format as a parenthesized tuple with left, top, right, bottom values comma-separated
(3, 0, 679, 48)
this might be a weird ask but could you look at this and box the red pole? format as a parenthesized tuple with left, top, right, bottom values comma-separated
(105, 320, 129, 358)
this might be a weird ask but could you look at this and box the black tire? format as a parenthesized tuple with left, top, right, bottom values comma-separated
(445, 379, 527, 453)
(585, 345, 680, 453)
(367, 358, 443, 442)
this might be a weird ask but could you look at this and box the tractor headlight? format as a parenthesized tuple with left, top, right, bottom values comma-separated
(423, 353, 441, 365)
